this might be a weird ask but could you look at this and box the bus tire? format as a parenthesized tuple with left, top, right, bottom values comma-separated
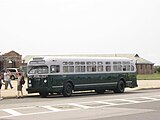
(62, 82, 73, 97)
(114, 80, 125, 93)
(10, 75, 15, 80)
(39, 91, 48, 98)
(95, 89, 105, 94)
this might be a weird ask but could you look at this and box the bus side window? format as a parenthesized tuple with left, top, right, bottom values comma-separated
(50, 65, 60, 73)
(131, 65, 134, 71)
(106, 66, 111, 72)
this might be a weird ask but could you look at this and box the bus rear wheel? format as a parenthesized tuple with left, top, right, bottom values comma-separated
(114, 80, 125, 93)
(62, 82, 73, 97)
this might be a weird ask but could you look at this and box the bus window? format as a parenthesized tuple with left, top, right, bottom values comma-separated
(98, 66, 103, 72)
(63, 66, 68, 72)
(75, 66, 80, 72)
(113, 65, 122, 71)
(98, 62, 103, 65)
(81, 66, 85, 72)
(122, 61, 131, 71)
(63, 62, 68, 65)
(106, 62, 111, 64)
(75, 66, 85, 72)
(69, 62, 74, 65)
(87, 66, 92, 72)
(92, 66, 96, 72)
(50, 65, 60, 73)
(63, 66, 74, 73)
(28, 66, 48, 74)
(106, 66, 111, 72)
(131, 65, 134, 71)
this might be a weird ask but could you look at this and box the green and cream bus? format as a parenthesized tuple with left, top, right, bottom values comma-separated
(26, 56, 138, 97)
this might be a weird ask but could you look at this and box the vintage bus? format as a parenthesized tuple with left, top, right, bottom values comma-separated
(26, 56, 138, 97)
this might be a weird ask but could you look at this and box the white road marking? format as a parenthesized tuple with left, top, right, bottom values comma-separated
(117, 99, 140, 103)
(68, 103, 93, 109)
(94, 101, 118, 105)
(3, 109, 23, 116)
(1, 94, 160, 119)
(41, 106, 62, 112)
(141, 97, 160, 101)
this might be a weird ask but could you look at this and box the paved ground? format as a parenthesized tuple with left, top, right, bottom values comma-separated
(1, 80, 160, 99)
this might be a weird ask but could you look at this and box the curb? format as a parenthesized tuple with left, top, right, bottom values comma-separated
(2, 87, 160, 100)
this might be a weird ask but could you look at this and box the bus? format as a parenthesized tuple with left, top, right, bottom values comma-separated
(26, 56, 138, 97)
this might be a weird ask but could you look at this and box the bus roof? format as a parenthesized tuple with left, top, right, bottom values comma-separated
(30, 56, 133, 62)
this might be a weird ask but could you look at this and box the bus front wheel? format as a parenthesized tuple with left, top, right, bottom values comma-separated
(39, 91, 48, 98)
(62, 82, 73, 97)
(114, 80, 125, 93)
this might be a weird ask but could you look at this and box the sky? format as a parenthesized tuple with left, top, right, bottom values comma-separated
(0, 0, 160, 65)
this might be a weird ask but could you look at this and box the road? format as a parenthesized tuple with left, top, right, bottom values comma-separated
(0, 89, 160, 120)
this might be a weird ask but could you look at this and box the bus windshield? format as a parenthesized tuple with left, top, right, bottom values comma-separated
(28, 66, 49, 74)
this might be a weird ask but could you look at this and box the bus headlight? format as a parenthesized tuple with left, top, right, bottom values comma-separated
(44, 79, 47, 83)
(29, 84, 32, 87)
(29, 80, 31, 83)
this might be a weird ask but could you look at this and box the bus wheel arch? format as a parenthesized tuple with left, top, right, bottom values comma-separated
(114, 79, 126, 93)
(62, 81, 74, 97)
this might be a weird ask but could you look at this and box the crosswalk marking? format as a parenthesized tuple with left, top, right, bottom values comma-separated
(41, 106, 62, 112)
(3, 109, 23, 116)
(141, 97, 160, 101)
(1, 94, 160, 119)
(68, 103, 93, 109)
(117, 99, 140, 103)
(94, 101, 118, 105)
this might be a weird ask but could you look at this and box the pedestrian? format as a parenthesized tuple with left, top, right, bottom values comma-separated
(7, 70, 13, 89)
(4, 69, 13, 89)
(17, 72, 23, 98)
(0, 74, 5, 100)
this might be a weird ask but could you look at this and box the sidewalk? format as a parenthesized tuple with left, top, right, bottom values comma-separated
(1, 80, 160, 99)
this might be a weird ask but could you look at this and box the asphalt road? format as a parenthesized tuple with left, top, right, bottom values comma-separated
(0, 89, 160, 120)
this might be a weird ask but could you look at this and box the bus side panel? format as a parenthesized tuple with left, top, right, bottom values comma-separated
(47, 72, 137, 93)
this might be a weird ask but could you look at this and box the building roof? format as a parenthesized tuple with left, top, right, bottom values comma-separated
(2, 50, 21, 56)
(23, 54, 154, 65)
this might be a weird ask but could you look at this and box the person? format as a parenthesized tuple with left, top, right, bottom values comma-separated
(0, 74, 5, 100)
(17, 72, 23, 98)
(4, 69, 13, 89)
(8, 70, 13, 89)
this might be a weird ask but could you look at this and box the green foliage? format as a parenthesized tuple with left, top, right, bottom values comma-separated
(137, 73, 160, 80)
(157, 67, 160, 73)
(154, 66, 160, 73)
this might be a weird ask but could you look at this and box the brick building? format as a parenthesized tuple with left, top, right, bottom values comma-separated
(0, 51, 22, 71)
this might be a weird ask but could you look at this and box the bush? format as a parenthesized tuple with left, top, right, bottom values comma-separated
(154, 66, 160, 73)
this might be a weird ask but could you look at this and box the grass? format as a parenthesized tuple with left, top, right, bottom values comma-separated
(137, 73, 160, 80)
